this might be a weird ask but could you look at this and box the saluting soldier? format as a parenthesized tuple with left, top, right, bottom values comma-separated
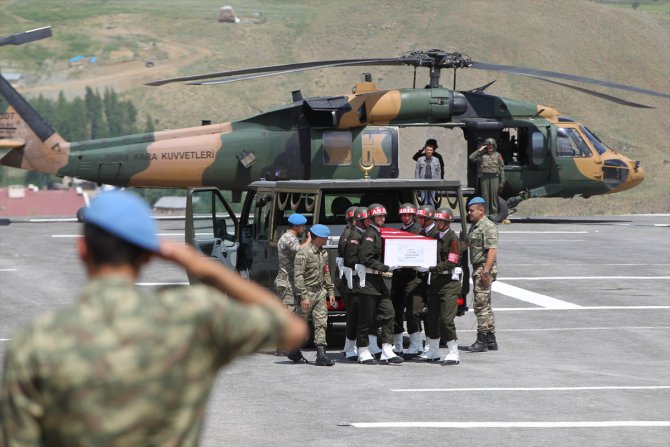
(274, 213, 311, 314)
(292, 224, 336, 366)
(465, 197, 500, 352)
(344, 207, 376, 364)
(417, 208, 462, 365)
(469, 138, 506, 219)
(338, 206, 358, 360)
(390, 203, 422, 355)
(359, 203, 403, 364)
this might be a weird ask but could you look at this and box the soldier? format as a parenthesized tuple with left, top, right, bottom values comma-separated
(292, 224, 336, 366)
(469, 137, 506, 219)
(416, 208, 462, 364)
(274, 213, 311, 314)
(390, 203, 422, 355)
(465, 196, 500, 352)
(344, 207, 377, 364)
(0, 190, 307, 445)
(358, 203, 403, 364)
(405, 204, 437, 358)
(338, 206, 359, 360)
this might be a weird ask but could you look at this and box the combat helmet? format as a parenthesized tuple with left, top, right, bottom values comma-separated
(345, 206, 357, 222)
(398, 203, 417, 215)
(484, 137, 497, 149)
(415, 204, 435, 218)
(433, 207, 454, 222)
(353, 207, 369, 221)
(367, 203, 387, 217)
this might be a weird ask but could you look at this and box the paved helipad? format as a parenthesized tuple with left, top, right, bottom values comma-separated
(1, 214, 669, 446)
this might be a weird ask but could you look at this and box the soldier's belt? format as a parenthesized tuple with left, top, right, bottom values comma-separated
(364, 268, 384, 275)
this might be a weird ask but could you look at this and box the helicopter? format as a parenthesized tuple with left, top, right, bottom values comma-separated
(2, 40, 667, 216)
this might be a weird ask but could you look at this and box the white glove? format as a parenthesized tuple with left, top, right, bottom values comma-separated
(387, 265, 399, 272)
(415, 266, 429, 273)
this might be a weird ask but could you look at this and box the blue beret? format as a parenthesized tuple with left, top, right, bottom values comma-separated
(288, 213, 307, 225)
(467, 196, 487, 208)
(310, 224, 330, 238)
(83, 189, 159, 252)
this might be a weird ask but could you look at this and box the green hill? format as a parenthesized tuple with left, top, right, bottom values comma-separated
(1, 0, 669, 215)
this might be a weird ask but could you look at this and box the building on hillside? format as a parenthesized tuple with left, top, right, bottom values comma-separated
(218, 5, 240, 23)
(1, 72, 23, 88)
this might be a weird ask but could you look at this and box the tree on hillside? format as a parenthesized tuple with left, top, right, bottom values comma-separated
(85, 87, 107, 139)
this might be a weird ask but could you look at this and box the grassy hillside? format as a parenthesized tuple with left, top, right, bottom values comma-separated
(1, 0, 668, 215)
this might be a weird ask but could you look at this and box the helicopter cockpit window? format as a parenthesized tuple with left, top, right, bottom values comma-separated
(581, 126, 608, 155)
(557, 127, 592, 158)
(323, 131, 352, 166)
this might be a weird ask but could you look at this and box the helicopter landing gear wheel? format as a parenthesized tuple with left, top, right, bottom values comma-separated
(493, 196, 509, 223)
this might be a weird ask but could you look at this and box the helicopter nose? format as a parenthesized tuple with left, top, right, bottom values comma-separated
(628, 160, 645, 187)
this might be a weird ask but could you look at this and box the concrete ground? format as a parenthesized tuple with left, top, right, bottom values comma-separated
(1, 214, 669, 446)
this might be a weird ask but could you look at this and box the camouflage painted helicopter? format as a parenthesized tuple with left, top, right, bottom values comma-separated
(2, 42, 667, 215)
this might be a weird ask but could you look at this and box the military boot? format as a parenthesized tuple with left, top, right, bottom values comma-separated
(287, 350, 308, 364)
(468, 332, 488, 352)
(393, 333, 404, 355)
(368, 334, 382, 358)
(315, 345, 335, 366)
(487, 332, 498, 351)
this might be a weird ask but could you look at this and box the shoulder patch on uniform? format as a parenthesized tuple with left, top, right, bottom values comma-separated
(350, 240, 359, 245)
(365, 237, 374, 242)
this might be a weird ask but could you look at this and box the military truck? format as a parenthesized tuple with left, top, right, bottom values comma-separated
(184, 179, 470, 325)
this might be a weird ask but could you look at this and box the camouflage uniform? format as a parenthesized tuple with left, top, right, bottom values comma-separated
(274, 230, 301, 312)
(469, 149, 506, 217)
(391, 222, 421, 336)
(1, 276, 286, 446)
(427, 228, 461, 342)
(294, 243, 334, 346)
(468, 215, 499, 333)
(344, 226, 371, 348)
(358, 225, 395, 346)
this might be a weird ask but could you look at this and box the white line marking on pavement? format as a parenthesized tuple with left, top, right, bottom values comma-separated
(0, 268, 17, 272)
(392, 386, 670, 392)
(136, 282, 189, 286)
(349, 421, 670, 429)
(500, 231, 588, 234)
(492, 281, 582, 309)
(499, 276, 670, 280)
(502, 239, 585, 242)
(52, 233, 181, 238)
(506, 263, 670, 266)
(495, 326, 670, 332)
(493, 306, 670, 311)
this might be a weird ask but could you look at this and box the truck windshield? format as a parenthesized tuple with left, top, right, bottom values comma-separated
(320, 189, 415, 226)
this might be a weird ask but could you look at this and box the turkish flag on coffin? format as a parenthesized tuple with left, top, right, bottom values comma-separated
(379, 228, 437, 268)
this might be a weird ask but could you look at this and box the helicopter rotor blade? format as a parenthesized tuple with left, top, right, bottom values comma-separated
(523, 75, 653, 109)
(469, 61, 670, 100)
(146, 58, 405, 86)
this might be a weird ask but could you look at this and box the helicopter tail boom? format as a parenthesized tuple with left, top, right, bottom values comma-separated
(0, 75, 70, 174)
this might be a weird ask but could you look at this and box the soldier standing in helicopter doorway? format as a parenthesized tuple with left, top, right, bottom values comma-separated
(469, 138, 506, 219)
